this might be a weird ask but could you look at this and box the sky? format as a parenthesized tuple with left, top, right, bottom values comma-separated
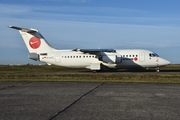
(0, 0, 180, 64)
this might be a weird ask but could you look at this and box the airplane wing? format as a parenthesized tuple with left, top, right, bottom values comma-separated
(72, 48, 116, 53)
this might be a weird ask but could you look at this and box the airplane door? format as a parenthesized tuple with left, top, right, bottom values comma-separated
(139, 53, 145, 62)
(55, 54, 61, 63)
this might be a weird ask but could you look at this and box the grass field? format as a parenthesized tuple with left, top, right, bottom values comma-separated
(0, 64, 180, 83)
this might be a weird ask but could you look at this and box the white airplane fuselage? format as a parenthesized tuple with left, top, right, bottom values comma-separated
(9, 26, 171, 71)
(39, 49, 170, 70)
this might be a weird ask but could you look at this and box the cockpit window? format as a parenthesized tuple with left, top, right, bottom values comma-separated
(149, 53, 159, 57)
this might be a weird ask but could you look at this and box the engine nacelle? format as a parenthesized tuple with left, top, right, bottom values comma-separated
(28, 53, 39, 61)
(102, 53, 122, 64)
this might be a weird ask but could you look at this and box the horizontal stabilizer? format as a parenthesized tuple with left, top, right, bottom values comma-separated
(8, 26, 38, 33)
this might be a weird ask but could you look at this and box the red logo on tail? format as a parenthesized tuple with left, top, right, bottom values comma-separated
(29, 37, 41, 49)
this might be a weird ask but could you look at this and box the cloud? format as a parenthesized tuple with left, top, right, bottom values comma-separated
(0, 3, 147, 18)
(1, 3, 180, 27)
(0, 4, 31, 15)
(2, 16, 180, 49)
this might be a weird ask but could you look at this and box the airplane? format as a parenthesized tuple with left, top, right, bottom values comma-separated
(9, 26, 171, 72)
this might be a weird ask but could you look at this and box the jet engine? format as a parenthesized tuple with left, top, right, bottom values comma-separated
(28, 53, 39, 61)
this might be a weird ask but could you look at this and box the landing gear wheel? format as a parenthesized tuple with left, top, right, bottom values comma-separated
(156, 67, 160, 72)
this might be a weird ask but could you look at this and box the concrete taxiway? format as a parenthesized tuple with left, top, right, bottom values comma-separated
(0, 82, 180, 120)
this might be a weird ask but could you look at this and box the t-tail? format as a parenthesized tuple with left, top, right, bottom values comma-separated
(9, 26, 57, 60)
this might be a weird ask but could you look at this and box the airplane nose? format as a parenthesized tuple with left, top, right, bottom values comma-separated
(158, 58, 171, 66)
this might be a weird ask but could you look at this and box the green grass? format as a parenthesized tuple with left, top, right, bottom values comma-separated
(0, 65, 180, 83)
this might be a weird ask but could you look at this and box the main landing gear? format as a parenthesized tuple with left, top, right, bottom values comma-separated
(146, 67, 160, 72)
(92, 70, 97, 73)
(156, 67, 160, 72)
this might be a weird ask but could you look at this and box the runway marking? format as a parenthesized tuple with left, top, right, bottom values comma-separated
(49, 83, 104, 120)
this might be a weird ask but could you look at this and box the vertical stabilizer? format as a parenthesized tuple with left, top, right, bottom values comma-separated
(9, 26, 56, 53)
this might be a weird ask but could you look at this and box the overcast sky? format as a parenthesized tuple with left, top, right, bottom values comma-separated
(0, 0, 180, 64)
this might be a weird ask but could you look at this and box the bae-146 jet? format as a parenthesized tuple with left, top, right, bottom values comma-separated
(9, 26, 171, 72)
